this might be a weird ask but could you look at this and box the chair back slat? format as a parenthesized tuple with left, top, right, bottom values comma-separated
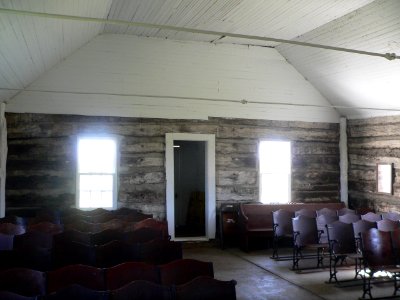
(361, 212, 381, 223)
(272, 209, 294, 237)
(159, 259, 214, 285)
(338, 213, 360, 224)
(292, 215, 319, 247)
(377, 219, 400, 232)
(106, 261, 160, 290)
(337, 208, 356, 216)
(316, 215, 338, 243)
(382, 212, 400, 221)
(361, 228, 394, 268)
(294, 209, 316, 218)
(326, 221, 357, 255)
(47, 264, 105, 294)
(175, 276, 237, 300)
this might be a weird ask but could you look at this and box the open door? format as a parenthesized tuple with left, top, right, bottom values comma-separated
(166, 133, 216, 241)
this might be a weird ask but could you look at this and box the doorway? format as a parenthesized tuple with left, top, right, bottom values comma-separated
(165, 133, 216, 241)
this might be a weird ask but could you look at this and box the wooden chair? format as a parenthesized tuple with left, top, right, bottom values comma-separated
(13, 231, 53, 270)
(47, 264, 106, 294)
(84, 212, 114, 223)
(95, 240, 139, 268)
(54, 229, 91, 245)
(337, 208, 356, 216)
(294, 208, 316, 218)
(316, 214, 338, 244)
(316, 208, 337, 217)
(338, 213, 360, 224)
(159, 258, 214, 285)
(360, 212, 381, 223)
(139, 239, 182, 265)
(326, 221, 363, 283)
(65, 220, 101, 233)
(377, 219, 400, 232)
(0, 216, 26, 226)
(27, 221, 63, 235)
(352, 219, 377, 252)
(0, 232, 14, 250)
(115, 209, 152, 222)
(356, 207, 375, 215)
(13, 247, 53, 271)
(0, 291, 38, 300)
(292, 215, 328, 270)
(175, 276, 237, 300)
(133, 218, 169, 239)
(90, 228, 124, 246)
(109, 280, 173, 300)
(106, 261, 160, 290)
(0, 249, 21, 270)
(0, 223, 26, 235)
(382, 212, 400, 221)
(79, 208, 109, 217)
(43, 284, 109, 300)
(271, 209, 294, 259)
(53, 230, 91, 268)
(60, 214, 82, 225)
(0, 268, 46, 297)
(390, 228, 400, 263)
(112, 207, 137, 215)
(99, 219, 127, 231)
(56, 241, 96, 267)
(28, 210, 61, 225)
(360, 228, 399, 299)
(353, 220, 377, 238)
(13, 231, 53, 249)
(123, 227, 164, 244)
(237, 204, 274, 252)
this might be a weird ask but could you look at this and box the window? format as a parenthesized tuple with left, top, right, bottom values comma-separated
(259, 141, 291, 204)
(76, 136, 118, 209)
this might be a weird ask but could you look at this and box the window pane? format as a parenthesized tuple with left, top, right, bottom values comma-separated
(79, 175, 113, 208)
(259, 141, 291, 173)
(260, 173, 290, 204)
(259, 140, 291, 204)
(78, 138, 116, 173)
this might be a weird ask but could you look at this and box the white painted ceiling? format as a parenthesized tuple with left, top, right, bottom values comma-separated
(1, 0, 399, 119)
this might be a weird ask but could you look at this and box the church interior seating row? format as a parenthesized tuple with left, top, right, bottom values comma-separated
(237, 202, 347, 251)
(272, 211, 386, 271)
(359, 228, 400, 299)
(273, 209, 400, 298)
(1, 207, 153, 226)
(271, 208, 393, 261)
(0, 259, 222, 299)
(0, 214, 176, 270)
(0, 237, 182, 270)
(0, 276, 237, 300)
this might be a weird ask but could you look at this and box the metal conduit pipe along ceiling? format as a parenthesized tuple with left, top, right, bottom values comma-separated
(0, 7, 398, 61)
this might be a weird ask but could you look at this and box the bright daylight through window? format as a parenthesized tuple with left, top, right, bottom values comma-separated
(77, 137, 117, 209)
(259, 141, 291, 204)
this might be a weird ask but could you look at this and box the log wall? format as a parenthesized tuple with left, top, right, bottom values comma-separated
(6, 113, 340, 218)
(348, 115, 400, 212)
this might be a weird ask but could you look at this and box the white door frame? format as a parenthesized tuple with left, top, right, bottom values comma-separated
(165, 133, 216, 241)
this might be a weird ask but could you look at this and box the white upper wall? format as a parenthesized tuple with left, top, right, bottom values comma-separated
(6, 34, 340, 123)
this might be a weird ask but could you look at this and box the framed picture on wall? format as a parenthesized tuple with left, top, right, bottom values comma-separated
(376, 163, 394, 194)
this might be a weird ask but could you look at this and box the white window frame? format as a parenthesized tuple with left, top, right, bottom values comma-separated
(259, 140, 291, 204)
(76, 135, 119, 210)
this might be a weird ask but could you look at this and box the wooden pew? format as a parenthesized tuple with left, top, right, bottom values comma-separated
(237, 202, 345, 251)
